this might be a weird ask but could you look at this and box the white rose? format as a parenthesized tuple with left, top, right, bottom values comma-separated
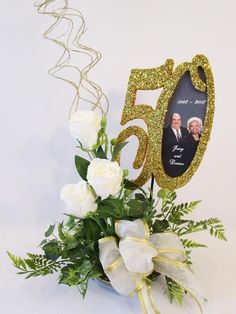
(87, 158, 123, 199)
(69, 110, 102, 149)
(60, 180, 97, 218)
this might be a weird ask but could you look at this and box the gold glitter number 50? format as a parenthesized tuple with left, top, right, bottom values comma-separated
(117, 54, 215, 189)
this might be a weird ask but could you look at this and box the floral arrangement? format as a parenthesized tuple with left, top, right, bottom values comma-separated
(8, 111, 226, 313)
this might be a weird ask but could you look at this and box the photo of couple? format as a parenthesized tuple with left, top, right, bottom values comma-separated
(162, 112, 203, 177)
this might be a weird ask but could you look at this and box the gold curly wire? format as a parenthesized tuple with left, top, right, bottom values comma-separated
(34, 0, 109, 118)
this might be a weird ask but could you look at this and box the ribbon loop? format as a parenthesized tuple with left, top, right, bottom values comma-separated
(150, 233, 186, 261)
(99, 236, 144, 296)
(115, 219, 149, 239)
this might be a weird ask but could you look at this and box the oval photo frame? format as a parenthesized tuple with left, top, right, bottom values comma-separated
(155, 54, 215, 189)
(117, 54, 214, 190)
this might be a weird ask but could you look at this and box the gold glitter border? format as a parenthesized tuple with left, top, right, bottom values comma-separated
(117, 54, 215, 190)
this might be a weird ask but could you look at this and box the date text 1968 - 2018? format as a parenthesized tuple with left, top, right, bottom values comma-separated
(177, 99, 206, 105)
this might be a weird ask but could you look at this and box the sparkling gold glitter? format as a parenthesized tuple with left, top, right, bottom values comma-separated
(117, 126, 148, 169)
(117, 54, 215, 189)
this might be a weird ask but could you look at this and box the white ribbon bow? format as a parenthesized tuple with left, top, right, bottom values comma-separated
(99, 219, 204, 314)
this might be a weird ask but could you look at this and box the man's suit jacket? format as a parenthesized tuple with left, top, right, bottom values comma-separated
(162, 126, 189, 177)
(162, 126, 189, 145)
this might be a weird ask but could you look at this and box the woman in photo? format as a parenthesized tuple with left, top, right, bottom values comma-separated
(187, 117, 203, 143)
(185, 117, 203, 167)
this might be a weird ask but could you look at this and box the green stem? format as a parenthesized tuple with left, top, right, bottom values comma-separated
(162, 204, 174, 220)
(104, 134, 109, 156)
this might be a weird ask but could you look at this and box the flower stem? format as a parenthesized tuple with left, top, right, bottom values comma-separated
(149, 174, 155, 201)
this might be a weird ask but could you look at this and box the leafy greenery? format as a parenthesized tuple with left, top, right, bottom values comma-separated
(7, 252, 66, 279)
(178, 218, 227, 240)
(8, 124, 227, 304)
(156, 189, 227, 240)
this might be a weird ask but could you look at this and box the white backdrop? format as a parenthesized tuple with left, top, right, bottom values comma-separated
(1, 1, 236, 313)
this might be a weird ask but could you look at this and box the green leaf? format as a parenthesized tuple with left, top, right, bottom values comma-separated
(157, 188, 170, 199)
(42, 240, 61, 261)
(75, 155, 90, 181)
(58, 223, 67, 241)
(39, 239, 47, 247)
(24, 259, 36, 270)
(170, 191, 177, 201)
(44, 224, 55, 237)
(127, 199, 145, 218)
(178, 217, 227, 240)
(112, 142, 128, 161)
(182, 239, 207, 248)
(184, 249, 193, 266)
(173, 219, 189, 226)
(97, 206, 121, 218)
(78, 281, 89, 298)
(7, 251, 17, 265)
(166, 277, 184, 304)
(99, 198, 123, 210)
(135, 193, 146, 201)
(82, 219, 101, 241)
(65, 216, 76, 231)
(96, 146, 107, 159)
(123, 179, 139, 191)
(25, 272, 38, 279)
(7, 252, 26, 270)
(167, 201, 201, 224)
(59, 260, 101, 298)
(8, 251, 64, 278)
(185, 200, 201, 211)
(162, 205, 172, 212)
(152, 220, 169, 233)
(128, 207, 144, 218)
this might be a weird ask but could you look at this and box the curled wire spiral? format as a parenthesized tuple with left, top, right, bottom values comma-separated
(34, 0, 109, 118)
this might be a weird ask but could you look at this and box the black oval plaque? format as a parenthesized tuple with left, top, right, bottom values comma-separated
(162, 69, 207, 177)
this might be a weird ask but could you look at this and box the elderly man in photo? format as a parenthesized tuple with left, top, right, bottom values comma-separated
(162, 113, 189, 177)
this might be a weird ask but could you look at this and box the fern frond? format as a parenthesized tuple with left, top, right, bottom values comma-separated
(166, 277, 184, 304)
